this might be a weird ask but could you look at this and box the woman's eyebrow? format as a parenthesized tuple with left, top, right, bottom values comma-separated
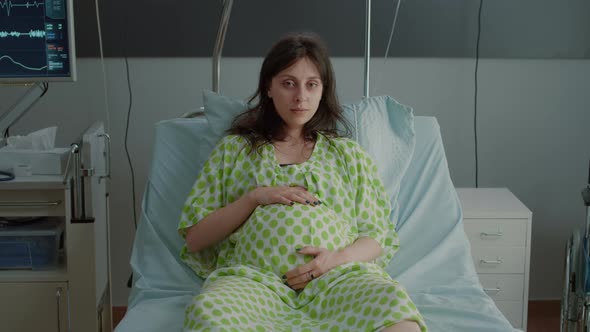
(278, 75, 321, 80)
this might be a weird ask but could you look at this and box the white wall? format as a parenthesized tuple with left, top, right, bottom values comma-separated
(2, 57, 589, 305)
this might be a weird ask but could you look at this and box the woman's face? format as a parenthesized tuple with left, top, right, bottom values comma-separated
(267, 57, 323, 133)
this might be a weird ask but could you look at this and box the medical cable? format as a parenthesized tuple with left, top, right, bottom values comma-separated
(93, 0, 114, 304)
(40, 82, 49, 97)
(121, 0, 138, 233)
(93, 0, 111, 134)
(374, 0, 402, 96)
(383, 0, 402, 69)
(0, 170, 15, 181)
(121, 0, 138, 289)
(474, 0, 483, 188)
(90, 18, 113, 297)
(123, 58, 138, 231)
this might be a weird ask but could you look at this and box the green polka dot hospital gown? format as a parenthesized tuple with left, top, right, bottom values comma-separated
(178, 134, 427, 331)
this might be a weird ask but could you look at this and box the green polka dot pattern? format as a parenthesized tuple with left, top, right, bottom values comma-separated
(184, 264, 426, 331)
(178, 134, 426, 331)
(232, 203, 352, 276)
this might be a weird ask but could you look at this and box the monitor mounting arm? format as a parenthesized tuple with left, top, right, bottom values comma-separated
(0, 82, 47, 142)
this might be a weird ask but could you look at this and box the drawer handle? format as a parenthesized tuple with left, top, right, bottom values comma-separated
(0, 200, 62, 207)
(480, 231, 503, 238)
(483, 287, 501, 295)
(480, 258, 503, 265)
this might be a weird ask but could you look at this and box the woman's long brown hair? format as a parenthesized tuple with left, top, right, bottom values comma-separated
(228, 32, 350, 153)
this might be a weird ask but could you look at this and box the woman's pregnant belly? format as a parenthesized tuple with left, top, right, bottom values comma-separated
(231, 203, 354, 277)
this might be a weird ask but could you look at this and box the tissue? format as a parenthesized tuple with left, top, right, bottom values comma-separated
(5, 126, 56, 150)
(0, 126, 69, 175)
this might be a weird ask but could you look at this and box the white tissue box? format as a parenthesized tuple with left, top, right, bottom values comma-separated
(0, 147, 70, 175)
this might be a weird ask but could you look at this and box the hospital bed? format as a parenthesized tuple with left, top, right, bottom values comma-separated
(115, 109, 518, 331)
(116, 2, 518, 330)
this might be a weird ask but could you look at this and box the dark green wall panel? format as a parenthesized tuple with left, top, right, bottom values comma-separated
(74, 0, 590, 58)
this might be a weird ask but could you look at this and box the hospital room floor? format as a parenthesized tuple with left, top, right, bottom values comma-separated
(113, 300, 560, 331)
(527, 300, 560, 331)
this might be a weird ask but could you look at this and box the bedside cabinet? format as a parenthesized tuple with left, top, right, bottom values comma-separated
(0, 123, 112, 332)
(456, 188, 532, 331)
(0, 176, 112, 332)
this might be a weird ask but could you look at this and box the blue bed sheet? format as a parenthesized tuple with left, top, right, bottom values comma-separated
(115, 116, 518, 332)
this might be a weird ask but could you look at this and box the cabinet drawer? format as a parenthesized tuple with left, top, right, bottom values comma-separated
(495, 300, 523, 328)
(0, 282, 69, 332)
(0, 190, 65, 216)
(478, 274, 524, 301)
(471, 246, 525, 274)
(463, 219, 527, 247)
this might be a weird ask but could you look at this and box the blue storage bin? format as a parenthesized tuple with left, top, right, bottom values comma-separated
(0, 220, 63, 270)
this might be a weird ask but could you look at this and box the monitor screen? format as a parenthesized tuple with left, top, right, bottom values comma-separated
(0, 0, 76, 82)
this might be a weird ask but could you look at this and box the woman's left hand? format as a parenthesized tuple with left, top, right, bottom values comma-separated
(283, 246, 343, 290)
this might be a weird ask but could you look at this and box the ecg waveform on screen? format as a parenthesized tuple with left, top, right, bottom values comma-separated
(0, 55, 47, 71)
(0, 0, 44, 16)
(0, 0, 71, 79)
(0, 29, 46, 38)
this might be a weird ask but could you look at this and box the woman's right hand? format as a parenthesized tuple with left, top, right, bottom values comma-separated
(248, 186, 320, 206)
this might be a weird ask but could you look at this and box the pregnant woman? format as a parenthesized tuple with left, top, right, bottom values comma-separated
(178, 33, 427, 332)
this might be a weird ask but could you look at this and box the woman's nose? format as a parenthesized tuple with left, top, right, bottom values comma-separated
(295, 89, 307, 102)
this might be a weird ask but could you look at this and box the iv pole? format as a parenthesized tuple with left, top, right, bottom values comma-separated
(364, 0, 371, 98)
(213, 0, 234, 93)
